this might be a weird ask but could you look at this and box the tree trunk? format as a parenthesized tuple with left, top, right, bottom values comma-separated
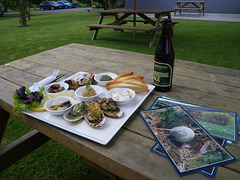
(104, 0, 108, 9)
(26, 0, 30, 20)
(107, 0, 122, 9)
(18, 0, 27, 27)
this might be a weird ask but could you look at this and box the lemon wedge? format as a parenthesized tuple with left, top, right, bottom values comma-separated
(29, 95, 52, 112)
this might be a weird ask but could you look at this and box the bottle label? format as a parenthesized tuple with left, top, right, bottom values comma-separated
(153, 61, 172, 86)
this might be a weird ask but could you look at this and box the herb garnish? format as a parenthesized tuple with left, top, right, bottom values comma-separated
(12, 86, 45, 114)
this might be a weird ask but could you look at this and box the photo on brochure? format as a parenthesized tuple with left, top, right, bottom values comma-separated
(140, 105, 236, 176)
(151, 138, 226, 178)
(149, 97, 238, 143)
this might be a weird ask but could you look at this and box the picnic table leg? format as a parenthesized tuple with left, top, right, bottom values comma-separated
(0, 129, 50, 172)
(133, 13, 136, 38)
(149, 15, 162, 48)
(92, 15, 104, 40)
(0, 108, 50, 172)
(203, 3, 205, 15)
(114, 14, 124, 33)
(0, 108, 10, 143)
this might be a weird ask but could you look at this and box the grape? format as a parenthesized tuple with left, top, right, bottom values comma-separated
(28, 95, 34, 99)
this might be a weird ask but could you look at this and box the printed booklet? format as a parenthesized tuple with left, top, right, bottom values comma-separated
(149, 97, 238, 143)
(139, 106, 236, 176)
(151, 139, 226, 178)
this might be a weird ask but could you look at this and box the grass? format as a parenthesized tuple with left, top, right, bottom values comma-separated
(1, 12, 240, 69)
(0, 12, 240, 179)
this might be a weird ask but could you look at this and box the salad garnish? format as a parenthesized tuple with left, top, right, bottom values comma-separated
(12, 86, 45, 114)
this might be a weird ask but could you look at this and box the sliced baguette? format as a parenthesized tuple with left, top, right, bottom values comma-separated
(106, 83, 149, 93)
(107, 72, 150, 93)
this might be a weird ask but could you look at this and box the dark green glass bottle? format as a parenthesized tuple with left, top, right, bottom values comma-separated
(153, 19, 175, 92)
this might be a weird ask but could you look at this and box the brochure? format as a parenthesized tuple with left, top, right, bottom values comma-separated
(140, 106, 236, 176)
(149, 97, 238, 143)
(151, 138, 226, 178)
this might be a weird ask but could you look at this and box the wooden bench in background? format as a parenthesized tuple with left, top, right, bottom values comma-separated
(88, 24, 157, 32)
(87, 9, 174, 48)
(174, 1, 205, 16)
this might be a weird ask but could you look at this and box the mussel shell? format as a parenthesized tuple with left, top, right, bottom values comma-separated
(63, 103, 85, 122)
(84, 111, 106, 128)
(84, 102, 106, 128)
(102, 108, 123, 118)
(97, 97, 124, 118)
(63, 110, 84, 122)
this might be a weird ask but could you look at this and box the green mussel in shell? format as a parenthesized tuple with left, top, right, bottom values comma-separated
(84, 102, 106, 128)
(63, 102, 85, 122)
(97, 98, 123, 118)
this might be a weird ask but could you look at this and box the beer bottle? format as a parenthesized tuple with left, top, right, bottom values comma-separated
(153, 19, 175, 92)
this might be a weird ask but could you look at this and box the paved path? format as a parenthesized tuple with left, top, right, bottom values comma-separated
(6, 7, 240, 22)
(171, 12, 240, 22)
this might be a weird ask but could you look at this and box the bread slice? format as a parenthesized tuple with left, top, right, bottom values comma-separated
(106, 76, 146, 86)
(106, 72, 150, 93)
(106, 83, 149, 93)
(111, 72, 133, 82)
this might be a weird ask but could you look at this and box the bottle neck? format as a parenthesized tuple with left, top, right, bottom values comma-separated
(161, 25, 173, 38)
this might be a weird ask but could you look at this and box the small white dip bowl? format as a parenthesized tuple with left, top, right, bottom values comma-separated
(75, 85, 102, 102)
(44, 96, 74, 116)
(44, 82, 69, 96)
(106, 88, 136, 106)
(94, 72, 117, 86)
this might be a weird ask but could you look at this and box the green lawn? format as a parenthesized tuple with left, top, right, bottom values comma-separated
(1, 12, 240, 69)
(0, 12, 240, 179)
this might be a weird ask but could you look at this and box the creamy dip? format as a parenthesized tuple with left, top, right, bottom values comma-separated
(112, 90, 131, 101)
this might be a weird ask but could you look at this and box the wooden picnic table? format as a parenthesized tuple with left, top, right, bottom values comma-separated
(0, 43, 240, 179)
(88, 9, 174, 48)
(174, 1, 205, 16)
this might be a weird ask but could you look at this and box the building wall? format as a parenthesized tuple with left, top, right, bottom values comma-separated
(125, 0, 240, 14)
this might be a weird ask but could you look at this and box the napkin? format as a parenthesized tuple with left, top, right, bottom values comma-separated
(29, 69, 59, 92)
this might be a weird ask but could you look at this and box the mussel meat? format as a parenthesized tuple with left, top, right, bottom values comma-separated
(63, 102, 85, 122)
(64, 78, 91, 90)
(84, 102, 106, 128)
(64, 79, 79, 90)
(49, 99, 71, 111)
(97, 98, 123, 118)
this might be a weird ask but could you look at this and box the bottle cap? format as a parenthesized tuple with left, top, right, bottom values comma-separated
(162, 19, 172, 25)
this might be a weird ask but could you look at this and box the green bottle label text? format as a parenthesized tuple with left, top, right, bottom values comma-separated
(153, 61, 172, 86)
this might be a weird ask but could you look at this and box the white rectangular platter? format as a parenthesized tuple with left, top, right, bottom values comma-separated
(23, 72, 155, 145)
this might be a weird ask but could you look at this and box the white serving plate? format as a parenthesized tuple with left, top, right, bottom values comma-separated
(23, 72, 155, 145)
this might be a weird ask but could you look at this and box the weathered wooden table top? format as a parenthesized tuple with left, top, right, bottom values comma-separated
(0, 43, 239, 179)
(97, 9, 174, 15)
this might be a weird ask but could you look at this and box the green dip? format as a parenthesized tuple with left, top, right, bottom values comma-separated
(99, 75, 113, 81)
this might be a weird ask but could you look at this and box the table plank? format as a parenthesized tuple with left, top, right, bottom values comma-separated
(9, 44, 238, 105)
(17, 44, 239, 85)
(3, 44, 240, 113)
(97, 9, 174, 15)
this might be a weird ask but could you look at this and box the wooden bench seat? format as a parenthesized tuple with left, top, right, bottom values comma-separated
(122, 19, 150, 24)
(174, 7, 202, 10)
(122, 20, 179, 26)
(174, 7, 204, 16)
(88, 24, 158, 32)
